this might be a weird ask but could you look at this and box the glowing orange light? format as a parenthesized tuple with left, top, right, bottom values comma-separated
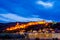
(6, 21, 46, 31)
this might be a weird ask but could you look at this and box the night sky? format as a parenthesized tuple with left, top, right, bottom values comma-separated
(0, 0, 60, 23)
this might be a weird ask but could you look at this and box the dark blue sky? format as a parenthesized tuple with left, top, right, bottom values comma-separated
(0, 0, 60, 22)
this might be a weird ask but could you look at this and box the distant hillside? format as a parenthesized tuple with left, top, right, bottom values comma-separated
(0, 21, 60, 33)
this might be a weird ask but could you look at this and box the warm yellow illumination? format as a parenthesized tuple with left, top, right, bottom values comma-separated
(6, 21, 47, 31)
(37, 21, 46, 24)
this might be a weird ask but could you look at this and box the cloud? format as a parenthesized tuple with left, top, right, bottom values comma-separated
(37, 1, 54, 8)
(0, 17, 19, 22)
(0, 13, 52, 22)
(45, 20, 52, 22)
(0, 13, 28, 22)
(0, 17, 10, 22)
